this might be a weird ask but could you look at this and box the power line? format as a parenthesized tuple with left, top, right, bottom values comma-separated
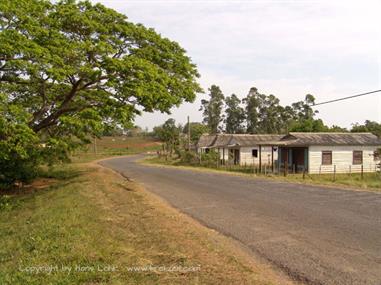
(312, 89, 381, 106)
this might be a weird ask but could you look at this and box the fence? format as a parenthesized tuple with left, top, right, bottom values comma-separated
(200, 156, 381, 181)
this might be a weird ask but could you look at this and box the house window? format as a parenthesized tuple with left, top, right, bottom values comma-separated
(322, 151, 332, 165)
(374, 151, 379, 161)
(252, 149, 258, 157)
(353, 150, 363, 165)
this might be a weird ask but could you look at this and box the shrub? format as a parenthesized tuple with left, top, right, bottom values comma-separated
(179, 150, 199, 165)
(200, 151, 220, 168)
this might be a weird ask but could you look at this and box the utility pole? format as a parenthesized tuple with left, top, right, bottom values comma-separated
(187, 116, 191, 151)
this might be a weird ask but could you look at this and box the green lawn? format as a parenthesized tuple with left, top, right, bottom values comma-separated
(0, 163, 279, 285)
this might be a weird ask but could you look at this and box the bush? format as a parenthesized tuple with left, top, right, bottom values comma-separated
(0, 96, 75, 189)
(0, 104, 42, 188)
(200, 151, 220, 168)
(179, 150, 199, 165)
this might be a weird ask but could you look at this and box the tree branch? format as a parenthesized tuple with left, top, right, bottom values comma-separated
(32, 80, 82, 132)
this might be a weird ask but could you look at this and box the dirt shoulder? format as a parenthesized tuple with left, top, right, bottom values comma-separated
(93, 161, 296, 284)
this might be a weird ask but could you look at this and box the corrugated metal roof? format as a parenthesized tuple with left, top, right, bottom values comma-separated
(197, 134, 284, 148)
(229, 134, 284, 146)
(197, 132, 381, 148)
(281, 132, 381, 146)
(212, 135, 233, 147)
(197, 134, 216, 148)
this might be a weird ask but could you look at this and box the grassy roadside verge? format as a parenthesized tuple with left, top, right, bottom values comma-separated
(143, 156, 381, 192)
(0, 162, 289, 285)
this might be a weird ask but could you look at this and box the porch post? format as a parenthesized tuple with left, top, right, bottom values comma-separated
(271, 146, 274, 173)
(284, 148, 288, 176)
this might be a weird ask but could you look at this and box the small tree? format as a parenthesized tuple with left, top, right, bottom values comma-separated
(182, 122, 210, 144)
(153, 119, 181, 156)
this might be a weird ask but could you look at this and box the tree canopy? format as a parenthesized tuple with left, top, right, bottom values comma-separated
(183, 122, 209, 144)
(200, 85, 224, 134)
(224, 94, 245, 134)
(0, 0, 201, 186)
(153, 118, 181, 154)
(351, 120, 381, 138)
(198, 85, 363, 135)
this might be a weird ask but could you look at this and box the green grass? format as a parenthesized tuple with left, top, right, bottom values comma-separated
(144, 156, 381, 191)
(0, 163, 276, 285)
(0, 165, 113, 285)
(70, 136, 162, 163)
(280, 172, 381, 190)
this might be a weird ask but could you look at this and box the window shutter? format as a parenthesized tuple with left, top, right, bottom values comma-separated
(353, 151, 363, 165)
(322, 151, 332, 165)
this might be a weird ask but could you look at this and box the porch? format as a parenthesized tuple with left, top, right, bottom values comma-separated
(278, 147, 309, 174)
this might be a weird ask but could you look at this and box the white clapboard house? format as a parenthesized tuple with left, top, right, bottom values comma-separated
(197, 132, 381, 174)
(197, 134, 283, 169)
(277, 132, 381, 174)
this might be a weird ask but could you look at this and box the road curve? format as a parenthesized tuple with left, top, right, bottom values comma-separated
(99, 155, 381, 285)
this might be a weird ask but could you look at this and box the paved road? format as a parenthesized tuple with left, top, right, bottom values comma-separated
(100, 156, 381, 285)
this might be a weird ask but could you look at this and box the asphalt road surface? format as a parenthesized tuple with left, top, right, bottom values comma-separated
(100, 155, 381, 285)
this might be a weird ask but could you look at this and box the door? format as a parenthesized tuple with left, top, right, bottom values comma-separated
(234, 149, 240, 165)
(291, 147, 306, 173)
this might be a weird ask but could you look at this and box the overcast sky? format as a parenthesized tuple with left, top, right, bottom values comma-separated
(93, 0, 381, 130)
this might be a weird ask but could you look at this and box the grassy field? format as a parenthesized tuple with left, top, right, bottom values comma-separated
(144, 156, 381, 191)
(70, 136, 162, 163)
(0, 162, 289, 285)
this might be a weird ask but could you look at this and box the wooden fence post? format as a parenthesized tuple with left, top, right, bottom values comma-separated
(333, 165, 336, 181)
(303, 166, 306, 180)
(361, 164, 364, 179)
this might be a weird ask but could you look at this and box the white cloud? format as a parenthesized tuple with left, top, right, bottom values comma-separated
(93, 0, 381, 129)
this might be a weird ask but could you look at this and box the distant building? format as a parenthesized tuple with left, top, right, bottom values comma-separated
(197, 132, 381, 174)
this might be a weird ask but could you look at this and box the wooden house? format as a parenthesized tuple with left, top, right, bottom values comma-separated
(277, 132, 381, 174)
(197, 132, 381, 174)
(197, 134, 283, 168)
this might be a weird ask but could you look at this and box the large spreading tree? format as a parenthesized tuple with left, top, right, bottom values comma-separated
(0, 0, 201, 186)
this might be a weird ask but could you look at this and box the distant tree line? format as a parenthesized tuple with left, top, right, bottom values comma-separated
(200, 85, 380, 136)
